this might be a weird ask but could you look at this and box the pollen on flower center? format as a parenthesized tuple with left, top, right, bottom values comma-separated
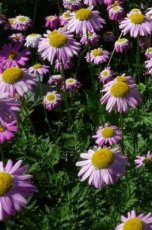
(0, 172, 13, 196)
(91, 148, 114, 169)
(117, 38, 127, 44)
(129, 13, 145, 24)
(2, 67, 24, 84)
(102, 71, 109, 77)
(92, 49, 103, 57)
(47, 93, 56, 101)
(32, 63, 42, 69)
(18, 16, 27, 22)
(75, 8, 92, 21)
(123, 218, 144, 230)
(102, 127, 115, 138)
(111, 82, 130, 98)
(8, 51, 18, 60)
(116, 76, 127, 82)
(29, 33, 39, 38)
(144, 157, 152, 165)
(66, 79, 75, 84)
(48, 30, 68, 48)
(112, 6, 120, 11)
(0, 125, 5, 132)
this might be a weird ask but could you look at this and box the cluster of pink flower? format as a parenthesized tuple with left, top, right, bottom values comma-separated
(0, 0, 151, 226)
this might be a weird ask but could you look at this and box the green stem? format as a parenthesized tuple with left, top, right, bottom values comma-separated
(119, 113, 124, 152)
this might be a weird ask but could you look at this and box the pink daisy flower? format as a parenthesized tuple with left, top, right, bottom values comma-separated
(92, 123, 122, 146)
(38, 29, 80, 66)
(60, 11, 71, 26)
(0, 120, 18, 143)
(135, 151, 152, 168)
(55, 59, 73, 71)
(145, 47, 152, 59)
(67, 8, 105, 34)
(145, 58, 152, 75)
(104, 0, 114, 5)
(11, 15, 31, 31)
(0, 92, 20, 123)
(115, 210, 152, 230)
(43, 91, 61, 111)
(0, 159, 36, 221)
(48, 74, 63, 86)
(80, 31, 100, 46)
(108, 1, 124, 21)
(63, 0, 82, 10)
(99, 67, 114, 84)
(76, 146, 127, 189)
(25, 33, 42, 48)
(45, 15, 60, 29)
(64, 78, 81, 91)
(28, 63, 49, 76)
(0, 67, 37, 97)
(119, 9, 152, 38)
(114, 38, 130, 53)
(84, 0, 103, 7)
(0, 43, 30, 69)
(86, 48, 109, 65)
(9, 33, 25, 44)
(100, 75, 141, 113)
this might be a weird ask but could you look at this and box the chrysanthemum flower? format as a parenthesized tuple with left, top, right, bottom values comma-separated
(0, 67, 37, 97)
(114, 38, 129, 53)
(0, 92, 20, 122)
(119, 9, 152, 37)
(76, 146, 127, 189)
(9, 33, 25, 44)
(92, 123, 122, 146)
(115, 210, 152, 230)
(43, 91, 61, 111)
(63, 0, 82, 10)
(8, 18, 15, 29)
(28, 63, 49, 76)
(84, 0, 103, 7)
(38, 29, 80, 66)
(0, 159, 36, 220)
(99, 67, 114, 84)
(25, 33, 42, 48)
(0, 43, 30, 69)
(48, 74, 63, 86)
(100, 75, 141, 113)
(145, 47, 152, 59)
(80, 31, 100, 46)
(55, 59, 73, 71)
(0, 120, 18, 143)
(145, 58, 152, 75)
(45, 15, 60, 29)
(135, 151, 152, 168)
(60, 11, 71, 26)
(64, 78, 81, 91)
(11, 15, 31, 31)
(86, 48, 109, 65)
(67, 8, 105, 34)
(108, 1, 124, 21)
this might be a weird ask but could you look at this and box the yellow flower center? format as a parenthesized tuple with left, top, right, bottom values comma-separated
(47, 93, 56, 101)
(29, 33, 39, 38)
(0, 125, 5, 132)
(123, 218, 144, 230)
(144, 157, 152, 165)
(92, 49, 103, 57)
(8, 51, 18, 60)
(32, 63, 42, 69)
(49, 16, 54, 20)
(102, 127, 115, 138)
(116, 38, 127, 44)
(91, 148, 114, 169)
(0, 172, 13, 196)
(2, 67, 24, 84)
(147, 47, 152, 53)
(129, 13, 145, 24)
(63, 12, 71, 19)
(48, 30, 68, 48)
(102, 70, 109, 78)
(116, 76, 127, 82)
(18, 16, 27, 22)
(75, 8, 92, 21)
(8, 18, 14, 25)
(66, 79, 75, 84)
(112, 6, 120, 11)
(111, 81, 130, 98)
